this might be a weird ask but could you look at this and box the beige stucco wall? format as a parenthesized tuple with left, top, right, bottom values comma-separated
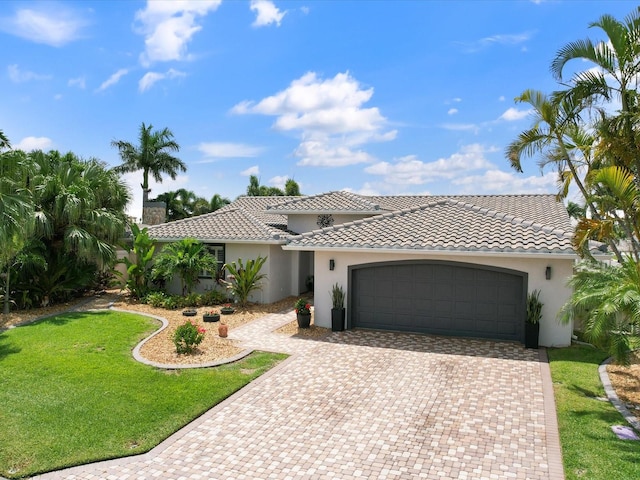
(312, 250, 575, 347)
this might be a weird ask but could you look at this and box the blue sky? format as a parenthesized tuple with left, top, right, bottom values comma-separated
(1, 0, 635, 220)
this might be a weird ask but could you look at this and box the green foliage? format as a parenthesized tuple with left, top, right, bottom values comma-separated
(161, 295, 179, 310)
(183, 292, 202, 308)
(111, 122, 185, 207)
(0, 310, 286, 478)
(222, 256, 267, 306)
(152, 238, 218, 296)
(549, 346, 640, 479)
(121, 224, 155, 299)
(294, 298, 311, 315)
(202, 289, 227, 305)
(526, 290, 543, 324)
(331, 283, 345, 309)
(561, 259, 640, 364)
(143, 291, 168, 307)
(173, 320, 206, 354)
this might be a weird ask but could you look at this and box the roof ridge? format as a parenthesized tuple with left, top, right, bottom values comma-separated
(239, 207, 285, 240)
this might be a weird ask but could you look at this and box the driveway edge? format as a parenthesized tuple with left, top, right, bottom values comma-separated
(539, 348, 565, 480)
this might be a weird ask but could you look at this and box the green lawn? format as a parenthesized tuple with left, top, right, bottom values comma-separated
(548, 346, 640, 480)
(0, 311, 287, 478)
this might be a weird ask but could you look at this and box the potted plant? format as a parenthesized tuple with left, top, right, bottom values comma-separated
(294, 298, 312, 328)
(203, 309, 220, 322)
(221, 303, 235, 315)
(182, 308, 197, 317)
(525, 289, 543, 349)
(330, 283, 345, 332)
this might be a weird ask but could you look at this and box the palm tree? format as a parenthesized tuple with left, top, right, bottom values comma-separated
(111, 122, 186, 210)
(0, 144, 35, 314)
(152, 238, 218, 296)
(506, 89, 624, 261)
(209, 193, 231, 212)
(551, 8, 640, 176)
(561, 258, 640, 364)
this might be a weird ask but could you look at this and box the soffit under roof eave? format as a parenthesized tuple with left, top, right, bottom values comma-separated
(281, 245, 582, 259)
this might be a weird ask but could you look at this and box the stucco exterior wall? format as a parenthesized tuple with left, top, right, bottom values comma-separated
(312, 250, 575, 347)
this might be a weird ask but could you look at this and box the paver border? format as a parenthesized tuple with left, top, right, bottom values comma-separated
(539, 348, 566, 480)
(599, 356, 640, 432)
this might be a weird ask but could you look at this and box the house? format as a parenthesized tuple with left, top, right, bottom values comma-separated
(147, 191, 589, 347)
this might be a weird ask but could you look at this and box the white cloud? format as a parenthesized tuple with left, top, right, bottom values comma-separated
(8, 64, 51, 83)
(251, 0, 287, 27)
(364, 144, 495, 185)
(0, 5, 88, 47)
(498, 95, 506, 102)
(447, 108, 458, 115)
(452, 169, 557, 194)
(233, 71, 395, 167)
(499, 107, 531, 121)
(138, 68, 185, 92)
(68, 76, 86, 89)
(121, 171, 189, 221)
(269, 175, 288, 189)
(197, 142, 264, 159)
(15, 136, 53, 151)
(135, 0, 221, 67)
(96, 68, 129, 92)
(441, 123, 479, 133)
(460, 32, 532, 53)
(241, 165, 260, 176)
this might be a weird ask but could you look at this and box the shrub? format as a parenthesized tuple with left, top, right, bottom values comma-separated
(173, 321, 206, 354)
(222, 256, 267, 307)
(202, 289, 226, 305)
(183, 292, 202, 308)
(144, 291, 167, 307)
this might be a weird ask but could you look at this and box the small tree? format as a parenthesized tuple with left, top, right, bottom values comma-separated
(152, 238, 217, 296)
(223, 256, 267, 307)
(120, 224, 155, 299)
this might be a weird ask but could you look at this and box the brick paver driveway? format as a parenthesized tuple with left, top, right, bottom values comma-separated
(35, 312, 563, 480)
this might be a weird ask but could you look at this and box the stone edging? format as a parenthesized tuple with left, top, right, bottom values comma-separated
(599, 357, 640, 432)
(111, 307, 256, 369)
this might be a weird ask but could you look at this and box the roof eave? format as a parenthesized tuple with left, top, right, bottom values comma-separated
(281, 245, 582, 259)
(152, 237, 286, 245)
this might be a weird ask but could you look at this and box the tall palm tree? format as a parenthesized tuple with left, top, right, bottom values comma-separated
(111, 122, 186, 210)
(551, 8, 640, 176)
(0, 143, 35, 314)
(506, 89, 624, 261)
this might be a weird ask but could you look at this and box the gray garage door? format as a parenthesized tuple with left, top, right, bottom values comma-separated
(350, 261, 526, 342)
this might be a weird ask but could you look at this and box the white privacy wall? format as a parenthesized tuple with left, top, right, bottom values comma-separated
(312, 250, 575, 347)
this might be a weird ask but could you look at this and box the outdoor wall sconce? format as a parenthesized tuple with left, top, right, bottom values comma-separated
(329, 259, 335, 271)
(545, 266, 552, 280)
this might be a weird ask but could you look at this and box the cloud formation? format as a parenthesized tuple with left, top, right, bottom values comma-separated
(233, 71, 396, 167)
(460, 32, 532, 53)
(96, 69, 129, 92)
(138, 68, 185, 92)
(250, 0, 287, 27)
(0, 5, 88, 47)
(15, 136, 53, 151)
(135, 0, 221, 67)
(241, 165, 260, 176)
(8, 64, 51, 83)
(197, 142, 264, 159)
(499, 107, 531, 121)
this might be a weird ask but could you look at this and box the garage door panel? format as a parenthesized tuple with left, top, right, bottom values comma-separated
(351, 261, 525, 342)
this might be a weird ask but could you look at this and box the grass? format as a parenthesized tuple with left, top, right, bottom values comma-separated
(0, 310, 287, 478)
(548, 345, 640, 479)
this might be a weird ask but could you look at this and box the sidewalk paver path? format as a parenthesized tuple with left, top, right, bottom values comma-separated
(33, 310, 563, 479)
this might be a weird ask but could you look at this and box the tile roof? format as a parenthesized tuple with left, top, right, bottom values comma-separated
(147, 207, 289, 243)
(267, 191, 383, 213)
(285, 198, 576, 255)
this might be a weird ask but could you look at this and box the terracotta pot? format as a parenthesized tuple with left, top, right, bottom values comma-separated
(218, 324, 228, 338)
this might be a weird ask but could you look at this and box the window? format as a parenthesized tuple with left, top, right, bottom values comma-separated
(199, 244, 225, 279)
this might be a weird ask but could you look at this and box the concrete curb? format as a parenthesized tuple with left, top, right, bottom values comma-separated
(599, 357, 640, 432)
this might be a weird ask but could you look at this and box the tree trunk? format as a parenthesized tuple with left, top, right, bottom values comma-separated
(3, 266, 10, 315)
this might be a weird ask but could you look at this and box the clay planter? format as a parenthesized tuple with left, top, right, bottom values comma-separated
(218, 323, 228, 338)
(296, 313, 311, 329)
(203, 313, 220, 322)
